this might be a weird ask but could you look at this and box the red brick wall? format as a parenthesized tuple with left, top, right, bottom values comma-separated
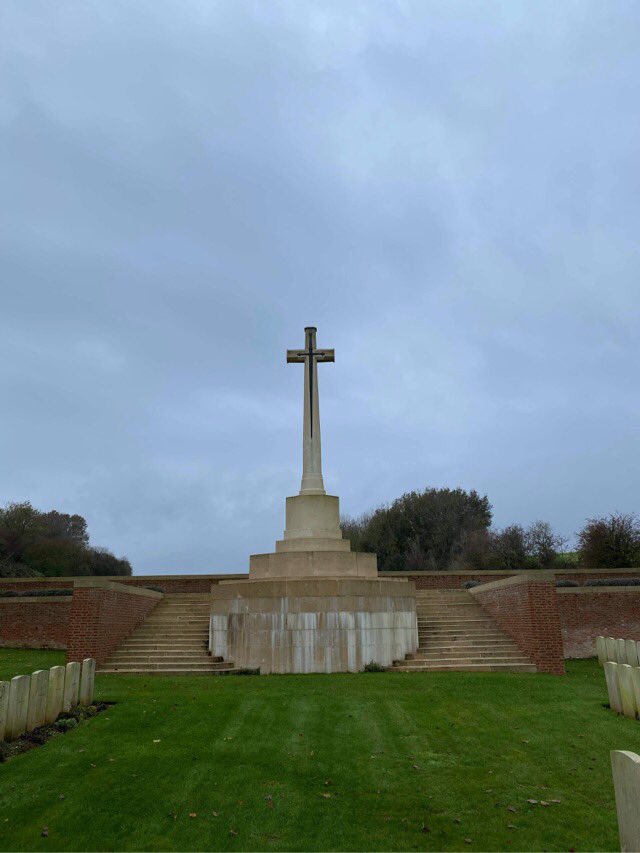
(558, 589, 640, 658)
(66, 583, 161, 666)
(471, 575, 565, 675)
(0, 599, 70, 649)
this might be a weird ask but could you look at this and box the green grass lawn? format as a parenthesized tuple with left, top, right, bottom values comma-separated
(0, 650, 636, 852)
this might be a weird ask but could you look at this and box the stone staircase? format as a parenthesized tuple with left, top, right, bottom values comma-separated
(391, 589, 537, 672)
(98, 593, 238, 675)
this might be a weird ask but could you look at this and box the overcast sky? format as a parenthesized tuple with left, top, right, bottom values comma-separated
(1, 2, 638, 574)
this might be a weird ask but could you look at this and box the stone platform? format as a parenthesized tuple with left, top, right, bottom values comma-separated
(210, 576, 417, 674)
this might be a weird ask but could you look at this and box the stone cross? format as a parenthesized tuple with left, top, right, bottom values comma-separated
(287, 327, 334, 495)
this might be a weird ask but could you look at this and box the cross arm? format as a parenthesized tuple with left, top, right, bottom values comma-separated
(286, 350, 306, 363)
(314, 349, 335, 362)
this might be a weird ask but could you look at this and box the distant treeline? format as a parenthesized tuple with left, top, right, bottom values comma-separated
(0, 502, 131, 578)
(341, 487, 640, 572)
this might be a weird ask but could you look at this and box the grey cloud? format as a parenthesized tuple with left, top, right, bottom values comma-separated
(1, 1, 638, 572)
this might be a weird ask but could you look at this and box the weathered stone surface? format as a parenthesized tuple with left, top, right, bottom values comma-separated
(79, 659, 96, 705)
(596, 636, 607, 664)
(6, 675, 30, 740)
(45, 666, 65, 724)
(618, 664, 637, 719)
(625, 640, 639, 668)
(617, 638, 628, 664)
(606, 637, 618, 662)
(63, 661, 80, 712)
(26, 670, 48, 731)
(605, 661, 623, 713)
(611, 750, 640, 852)
(0, 681, 9, 741)
(211, 577, 417, 673)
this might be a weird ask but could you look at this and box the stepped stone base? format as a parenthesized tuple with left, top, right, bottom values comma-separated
(249, 549, 377, 579)
(210, 576, 417, 674)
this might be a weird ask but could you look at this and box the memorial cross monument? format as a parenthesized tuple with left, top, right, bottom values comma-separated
(209, 326, 417, 672)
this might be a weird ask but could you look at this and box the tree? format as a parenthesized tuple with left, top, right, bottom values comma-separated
(458, 519, 565, 571)
(525, 521, 566, 568)
(0, 500, 133, 577)
(88, 548, 132, 576)
(22, 540, 91, 577)
(577, 513, 640, 568)
(488, 525, 528, 571)
(0, 502, 47, 561)
(341, 487, 492, 572)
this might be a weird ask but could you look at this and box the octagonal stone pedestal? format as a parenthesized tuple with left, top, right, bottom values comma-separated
(210, 576, 417, 674)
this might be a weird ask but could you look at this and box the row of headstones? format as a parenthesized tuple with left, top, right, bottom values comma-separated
(596, 635, 640, 666)
(0, 659, 95, 742)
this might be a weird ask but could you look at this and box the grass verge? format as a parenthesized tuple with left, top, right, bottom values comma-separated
(0, 650, 635, 851)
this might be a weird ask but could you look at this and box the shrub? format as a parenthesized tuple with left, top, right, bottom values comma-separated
(363, 661, 387, 672)
(584, 577, 640, 587)
(577, 514, 640, 568)
(0, 588, 72, 597)
(556, 579, 579, 587)
(463, 580, 481, 589)
(145, 585, 165, 593)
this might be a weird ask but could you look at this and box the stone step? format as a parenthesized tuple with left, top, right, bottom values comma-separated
(418, 628, 505, 640)
(97, 666, 245, 676)
(413, 644, 520, 655)
(417, 616, 493, 623)
(143, 617, 210, 623)
(140, 627, 209, 632)
(120, 642, 208, 650)
(419, 626, 504, 633)
(390, 662, 537, 673)
(149, 607, 210, 613)
(110, 650, 216, 659)
(108, 658, 230, 668)
(102, 660, 231, 670)
(399, 654, 529, 665)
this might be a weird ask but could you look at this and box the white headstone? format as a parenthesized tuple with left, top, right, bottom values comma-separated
(631, 668, 640, 718)
(617, 638, 628, 664)
(63, 661, 80, 712)
(0, 681, 9, 742)
(611, 750, 640, 852)
(596, 636, 607, 664)
(6, 675, 30, 740)
(626, 640, 639, 668)
(79, 659, 96, 705)
(605, 661, 623, 713)
(26, 670, 49, 732)
(618, 664, 637, 719)
(45, 666, 65, 724)
(606, 637, 618, 662)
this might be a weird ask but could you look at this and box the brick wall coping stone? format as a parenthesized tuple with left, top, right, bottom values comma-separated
(0, 573, 249, 585)
(380, 568, 639, 577)
(0, 597, 69, 604)
(468, 572, 555, 594)
(556, 587, 640, 595)
(72, 579, 163, 598)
